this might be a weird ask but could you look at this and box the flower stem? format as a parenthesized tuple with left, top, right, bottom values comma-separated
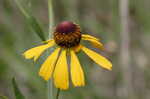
(47, 0, 54, 99)
(48, 0, 54, 37)
(47, 80, 53, 99)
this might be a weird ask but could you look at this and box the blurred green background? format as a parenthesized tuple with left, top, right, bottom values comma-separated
(0, 0, 150, 99)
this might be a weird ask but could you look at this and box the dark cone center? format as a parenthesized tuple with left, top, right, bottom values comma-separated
(55, 21, 76, 34)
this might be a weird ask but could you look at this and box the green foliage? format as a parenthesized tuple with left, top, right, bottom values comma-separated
(0, 95, 8, 99)
(14, 0, 46, 41)
(12, 78, 25, 99)
(27, 16, 46, 41)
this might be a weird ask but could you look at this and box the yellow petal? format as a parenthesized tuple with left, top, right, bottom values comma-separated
(23, 40, 55, 61)
(82, 34, 100, 41)
(39, 47, 61, 81)
(82, 35, 104, 50)
(53, 49, 69, 90)
(70, 50, 85, 87)
(81, 46, 112, 70)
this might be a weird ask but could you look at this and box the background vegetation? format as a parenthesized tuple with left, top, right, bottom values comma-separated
(0, 0, 150, 99)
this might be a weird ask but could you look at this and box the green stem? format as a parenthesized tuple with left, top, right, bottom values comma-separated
(47, 0, 54, 99)
(48, 0, 54, 37)
(47, 80, 53, 99)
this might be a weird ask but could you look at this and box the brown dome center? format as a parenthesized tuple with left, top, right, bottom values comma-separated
(55, 21, 76, 34)
(54, 21, 81, 48)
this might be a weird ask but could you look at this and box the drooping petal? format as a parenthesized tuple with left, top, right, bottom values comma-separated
(53, 49, 69, 90)
(23, 40, 55, 61)
(82, 35, 104, 50)
(82, 34, 99, 41)
(81, 46, 112, 70)
(83, 38, 104, 50)
(70, 50, 85, 87)
(39, 47, 61, 81)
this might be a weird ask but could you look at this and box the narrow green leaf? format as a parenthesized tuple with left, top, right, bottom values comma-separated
(12, 78, 25, 99)
(27, 16, 46, 41)
(14, 0, 46, 41)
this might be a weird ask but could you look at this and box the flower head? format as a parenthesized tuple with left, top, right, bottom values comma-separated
(54, 21, 81, 48)
(23, 21, 112, 90)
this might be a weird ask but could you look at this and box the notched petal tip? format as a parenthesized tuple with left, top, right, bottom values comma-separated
(74, 84, 85, 87)
(81, 45, 112, 70)
(23, 40, 55, 62)
(43, 77, 50, 81)
(70, 50, 85, 87)
(54, 83, 69, 90)
(91, 40, 105, 50)
(22, 50, 33, 59)
(39, 74, 50, 81)
(105, 64, 112, 71)
(56, 86, 69, 90)
(53, 49, 69, 90)
(22, 53, 26, 58)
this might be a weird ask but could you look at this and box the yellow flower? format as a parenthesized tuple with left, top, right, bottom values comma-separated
(23, 21, 112, 90)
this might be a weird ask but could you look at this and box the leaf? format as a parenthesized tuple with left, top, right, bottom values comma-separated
(14, 0, 46, 41)
(28, 16, 46, 41)
(12, 78, 25, 99)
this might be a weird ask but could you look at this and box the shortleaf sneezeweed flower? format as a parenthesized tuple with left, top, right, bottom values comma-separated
(23, 21, 112, 90)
